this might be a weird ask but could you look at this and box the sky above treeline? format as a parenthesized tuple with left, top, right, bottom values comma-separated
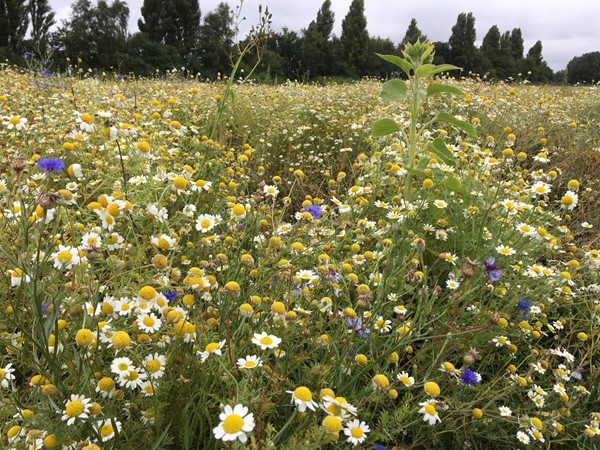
(49, 0, 600, 71)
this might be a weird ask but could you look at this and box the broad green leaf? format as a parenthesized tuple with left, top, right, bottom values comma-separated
(416, 157, 430, 171)
(435, 112, 477, 138)
(444, 175, 466, 196)
(415, 64, 436, 78)
(428, 138, 455, 167)
(380, 79, 407, 101)
(426, 83, 465, 98)
(429, 64, 461, 76)
(376, 53, 412, 76)
(372, 118, 401, 137)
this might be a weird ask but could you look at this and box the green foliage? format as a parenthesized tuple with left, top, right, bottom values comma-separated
(373, 41, 467, 201)
(138, 0, 202, 71)
(340, 0, 369, 77)
(198, 2, 234, 79)
(400, 18, 427, 50)
(523, 40, 553, 83)
(55, 0, 130, 70)
(302, 1, 335, 78)
(28, 0, 55, 49)
(448, 12, 477, 73)
(567, 51, 600, 84)
(0, 0, 29, 53)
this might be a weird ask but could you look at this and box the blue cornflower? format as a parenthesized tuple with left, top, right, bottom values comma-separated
(374, 443, 385, 450)
(461, 369, 481, 385)
(347, 317, 371, 338)
(303, 204, 322, 218)
(41, 302, 50, 317)
(37, 157, 64, 173)
(482, 257, 502, 282)
(163, 290, 177, 301)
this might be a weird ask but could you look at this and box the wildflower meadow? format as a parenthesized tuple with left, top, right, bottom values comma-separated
(1, 41, 599, 449)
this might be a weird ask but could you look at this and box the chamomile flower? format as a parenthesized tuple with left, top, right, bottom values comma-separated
(397, 371, 415, 387)
(0, 363, 16, 388)
(195, 214, 219, 232)
(496, 244, 516, 256)
(344, 419, 370, 446)
(288, 386, 318, 412)
(111, 356, 135, 377)
(236, 355, 263, 370)
(199, 340, 226, 362)
(62, 394, 91, 425)
(499, 406, 512, 417)
(251, 332, 281, 350)
(51, 245, 81, 269)
(213, 404, 255, 443)
(136, 313, 162, 333)
(95, 419, 122, 441)
(419, 400, 441, 425)
(144, 353, 166, 379)
(516, 431, 531, 444)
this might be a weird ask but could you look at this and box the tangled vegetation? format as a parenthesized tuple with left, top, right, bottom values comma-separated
(0, 44, 599, 449)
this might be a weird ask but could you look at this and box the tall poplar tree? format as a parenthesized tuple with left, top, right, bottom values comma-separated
(198, 2, 233, 78)
(340, 0, 369, 76)
(448, 12, 476, 73)
(302, 0, 335, 77)
(29, 0, 55, 49)
(400, 18, 427, 49)
(138, 0, 201, 68)
(0, 0, 29, 54)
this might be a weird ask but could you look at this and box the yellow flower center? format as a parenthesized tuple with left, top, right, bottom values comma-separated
(118, 363, 129, 371)
(259, 336, 273, 345)
(100, 424, 114, 437)
(322, 415, 343, 433)
(244, 360, 256, 368)
(147, 360, 161, 373)
(200, 219, 211, 229)
(143, 317, 156, 328)
(294, 386, 312, 402)
(206, 342, 220, 352)
(424, 403, 436, 416)
(66, 400, 84, 417)
(9, 116, 20, 125)
(57, 250, 72, 263)
(351, 427, 363, 438)
(222, 414, 244, 434)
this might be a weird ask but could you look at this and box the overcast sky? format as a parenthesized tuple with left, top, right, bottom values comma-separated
(49, 0, 600, 71)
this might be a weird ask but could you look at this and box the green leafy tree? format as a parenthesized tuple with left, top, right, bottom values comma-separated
(510, 28, 524, 62)
(448, 12, 476, 73)
(0, 0, 29, 55)
(400, 18, 427, 49)
(138, 0, 201, 70)
(302, 0, 335, 77)
(28, 0, 55, 49)
(198, 2, 233, 78)
(340, 0, 369, 77)
(480, 25, 500, 76)
(522, 40, 553, 83)
(365, 36, 396, 77)
(567, 51, 600, 83)
(432, 41, 451, 65)
(497, 31, 517, 79)
(56, 0, 129, 70)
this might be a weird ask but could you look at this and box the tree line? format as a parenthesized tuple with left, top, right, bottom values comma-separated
(1, 0, 598, 83)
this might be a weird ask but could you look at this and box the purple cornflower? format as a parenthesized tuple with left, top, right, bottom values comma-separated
(163, 290, 177, 301)
(303, 204, 322, 218)
(461, 369, 481, 385)
(482, 257, 502, 282)
(347, 317, 371, 338)
(374, 444, 385, 450)
(41, 302, 50, 317)
(37, 157, 64, 173)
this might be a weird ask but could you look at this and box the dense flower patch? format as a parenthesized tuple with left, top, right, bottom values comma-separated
(0, 66, 599, 449)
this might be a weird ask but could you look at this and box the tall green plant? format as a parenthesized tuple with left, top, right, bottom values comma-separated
(372, 40, 476, 202)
